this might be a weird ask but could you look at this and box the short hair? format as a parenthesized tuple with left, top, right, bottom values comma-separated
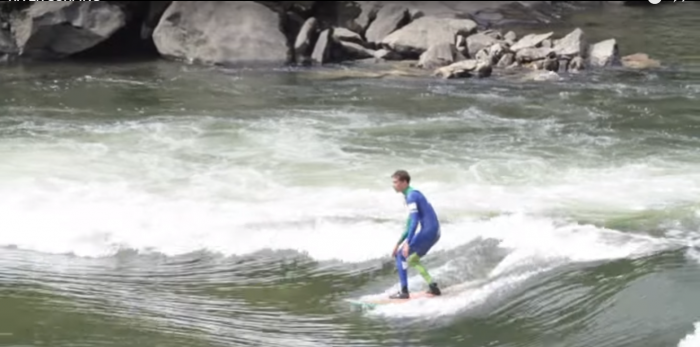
(392, 170, 410, 184)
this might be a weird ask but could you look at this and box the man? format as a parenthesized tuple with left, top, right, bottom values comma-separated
(389, 169, 441, 299)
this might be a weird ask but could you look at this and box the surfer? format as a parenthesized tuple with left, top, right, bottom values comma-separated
(389, 170, 442, 299)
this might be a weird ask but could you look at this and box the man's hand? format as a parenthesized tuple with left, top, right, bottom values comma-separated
(402, 243, 409, 257)
(392, 244, 399, 257)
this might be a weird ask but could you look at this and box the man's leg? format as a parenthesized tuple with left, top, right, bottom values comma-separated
(390, 250, 410, 299)
(407, 230, 441, 295)
(407, 253, 433, 284)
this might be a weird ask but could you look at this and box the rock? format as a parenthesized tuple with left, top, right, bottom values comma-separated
(510, 31, 553, 52)
(153, 1, 291, 66)
(10, 2, 126, 59)
(418, 42, 465, 69)
(332, 27, 364, 45)
(373, 48, 402, 60)
(621, 53, 660, 69)
(497, 53, 514, 67)
(553, 27, 586, 59)
(588, 38, 619, 67)
(558, 59, 569, 72)
(433, 59, 492, 79)
(541, 39, 552, 48)
(542, 52, 559, 72)
(364, 4, 410, 45)
(516, 47, 553, 63)
(504, 30, 517, 43)
(475, 48, 490, 64)
(482, 29, 504, 40)
(338, 40, 375, 60)
(380, 16, 478, 58)
(311, 28, 335, 64)
(0, 27, 16, 57)
(455, 35, 467, 53)
(466, 32, 499, 58)
(294, 17, 319, 66)
(569, 55, 585, 71)
(486, 43, 506, 64)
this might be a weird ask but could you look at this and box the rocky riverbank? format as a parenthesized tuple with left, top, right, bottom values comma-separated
(0, 1, 661, 79)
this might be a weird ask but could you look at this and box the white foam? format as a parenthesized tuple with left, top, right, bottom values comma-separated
(0, 112, 697, 267)
(362, 214, 674, 319)
(678, 322, 700, 347)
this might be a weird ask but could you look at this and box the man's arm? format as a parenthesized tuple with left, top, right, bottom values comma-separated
(405, 194, 420, 247)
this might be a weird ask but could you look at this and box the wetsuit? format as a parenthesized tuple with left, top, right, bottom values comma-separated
(394, 186, 441, 297)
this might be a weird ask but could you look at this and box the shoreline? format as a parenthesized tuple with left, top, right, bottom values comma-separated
(0, 1, 662, 81)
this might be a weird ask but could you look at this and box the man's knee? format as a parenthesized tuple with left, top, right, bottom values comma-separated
(407, 253, 421, 267)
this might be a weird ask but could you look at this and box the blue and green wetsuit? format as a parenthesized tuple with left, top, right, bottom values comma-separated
(395, 186, 441, 292)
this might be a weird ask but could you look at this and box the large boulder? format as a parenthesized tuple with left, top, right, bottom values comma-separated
(10, 2, 126, 59)
(363, 4, 410, 45)
(509, 31, 553, 52)
(152, 1, 292, 66)
(380, 16, 477, 58)
(553, 27, 587, 59)
(418, 42, 465, 69)
(588, 38, 619, 67)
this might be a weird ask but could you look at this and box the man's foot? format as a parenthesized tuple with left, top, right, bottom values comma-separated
(389, 291, 409, 299)
(390, 286, 409, 299)
(426, 282, 441, 296)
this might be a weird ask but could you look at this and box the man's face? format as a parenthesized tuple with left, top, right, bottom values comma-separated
(392, 176, 407, 192)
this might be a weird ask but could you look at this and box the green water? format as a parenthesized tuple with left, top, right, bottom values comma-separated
(2, 3, 700, 347)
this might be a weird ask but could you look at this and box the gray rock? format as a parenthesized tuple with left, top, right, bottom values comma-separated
(455, 34, 466, 53)
(312, 28, 334, 64)
(364, 4, 410, 44)
(466, 32, 499, 58)
(497, 53, 514, 67)
(486, 43, 506, 64)
(569, 56, 585, 71)
(11, 2, 125, 58)
(332, 27, 364, 45)
(480, 29, 503, 40)
(516, 47, 554, 63)
(418, 42, 465, 69)
(504, 30, 517, 43)
(621, 53, 661, 69)
(294, 17, 319, 66)
(153, 1, 291, 66)
(338, 40, 375, 60)
(588, 38, 619, 67)
(553, 27, 587, 58)
(0, 28, 16, 56)
(373, 48, 402, 60)
(433, 59, 492, 79)
(510, 31, 553, 52)
(380, 16, 478, 58)
(558, 59, 569, 73)
(475, 48, 489, 63)
(542, 52, 558, 72)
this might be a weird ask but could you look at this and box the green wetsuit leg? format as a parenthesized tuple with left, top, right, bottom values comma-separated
(407, 253, 433, 284)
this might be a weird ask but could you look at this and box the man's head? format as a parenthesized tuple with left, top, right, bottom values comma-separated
(391, 170, 410, 193)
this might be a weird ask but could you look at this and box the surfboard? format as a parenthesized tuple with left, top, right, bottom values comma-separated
(345, 282, 477, 311)
(345, 291, 439, 310)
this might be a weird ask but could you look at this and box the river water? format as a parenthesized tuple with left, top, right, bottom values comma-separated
(2, 3, 700, 347)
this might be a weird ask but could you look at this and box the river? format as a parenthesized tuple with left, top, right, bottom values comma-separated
(2, 3, 700, 347)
